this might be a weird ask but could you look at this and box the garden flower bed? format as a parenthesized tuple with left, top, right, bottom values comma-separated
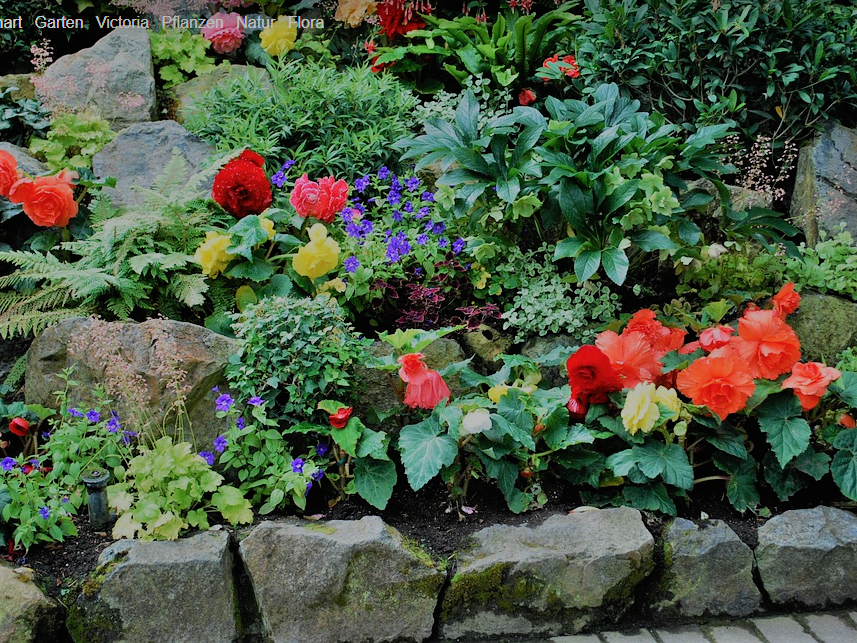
(2, 0, 857, 640)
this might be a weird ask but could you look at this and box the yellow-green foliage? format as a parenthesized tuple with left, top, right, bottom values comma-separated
(150, 29, 219, 88)
(28, 111, 115, 171)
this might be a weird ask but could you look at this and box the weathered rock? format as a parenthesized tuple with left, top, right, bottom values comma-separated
(0, 143, 48, 176)
(521, 333, 578, 387)
(173, 64, 271, 124)
(756, 506, 857, 607)
(788, 292, 857, 362)
(239, 517, 445, 643)
(651, 518, 760, 618)
(26, 317, 239, 447)
(0, 74, 36, 101)
(68, 531, 236, 642)
(39, 29, 155, 128)
(354, 338, 467, 416)
(440, 508, 654, 639)
(92, 120, 214, 209)
(792, 124, 857, 245)
(0, 563, 65, 642)
(463, 324, 514, 373)
(685, 178, 773, 219)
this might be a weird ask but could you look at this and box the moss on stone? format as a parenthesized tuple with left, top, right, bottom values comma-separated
(442, 563, 506, 620)
(302, 523, 336, 535)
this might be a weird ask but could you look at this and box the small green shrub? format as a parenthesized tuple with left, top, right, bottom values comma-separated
(782, 228, 857, 301)
(184, 58, 417, 179)
(28, 111, 115, 171)
(150, 28, 219, 88)
(0, 87, 51, 147)
(226, 295, 370, 419)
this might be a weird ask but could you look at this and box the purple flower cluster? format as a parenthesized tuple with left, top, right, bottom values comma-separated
(39, 506, 50, 520)
(271, 159, 296, 188)
(106, 411, 121, 434)
(405, 176, 420, 192)
(346, 218, 374, 240)
(344, 256, 360, 273)
(86, 410, 100, 424)
(215, 394, 234, 413)
(315, 443, 328, 457)
(378, 166, 390, 180)
(122, 431, 137, 446)
(416, 206, 430, 219)
(214, 435, 228, 453)
(291, 458, 305, 474)
(355, 175, 370, 193)
(386, 231, 412, 263)
(236, 417, 245, 430)
(1, 457, 16, 472)
(67, 408, 84, 418)
(248, 396, 264, 407)
(453, 238, 466, 254)
(199, 451, 215, 466)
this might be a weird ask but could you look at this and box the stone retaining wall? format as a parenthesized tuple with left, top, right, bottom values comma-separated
(4, 506, 857, 642)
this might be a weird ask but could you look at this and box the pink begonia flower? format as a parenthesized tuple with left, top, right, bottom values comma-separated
(201, 12, 244, 55)
(397, 353, 451, 409)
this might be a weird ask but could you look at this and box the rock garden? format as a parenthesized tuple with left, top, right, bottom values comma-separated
(2, 0, 857, 641)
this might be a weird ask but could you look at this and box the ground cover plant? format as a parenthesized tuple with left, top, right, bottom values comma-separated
(2, 0, 857, 581)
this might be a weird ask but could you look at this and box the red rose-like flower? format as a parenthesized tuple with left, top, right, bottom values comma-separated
(698, 325, 735, 352)
(565, 345, 623, 417)
(518, 89, 536, 106)
(329, 406, 353, 429)
(595, 330, 663, 388)
(212, 150, 272, 218)
(289, 174, 349, 223)
(676, 355, 755, 420)
(8, 417, 29, 437)
(731, 309, 801, 380)
(9, 170, 78, 227)
(0, 150, 19, 197)
(781, 361, 842, 410)
(772, 282, 801, 318)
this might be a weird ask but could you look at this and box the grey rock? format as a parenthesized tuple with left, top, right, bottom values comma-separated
(173, 65, 271, 124)
(685, 178, 772, 219)
(791, 124, 857, 245)
(239, 517, 445, 643)
(522, 333, 578, 387)
(788, 292, 857, 362)
(92, 120, 214, 209)
(68, 531, 236, 642)
(756, 506, 857, 607)
(39, 29, 155, 128)
(0, 143, 48, 176)
(354, 338, 467, 417)
(0, 74, 36, 101)
(651, 518, 760, 618)
(463, 324, 514, 373)
(26, 317, 239, 447)
(440, 508, 654, 639)
(0, 563, 64, 643)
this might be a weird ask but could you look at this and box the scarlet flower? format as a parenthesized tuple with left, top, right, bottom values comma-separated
(329, 406, 353, 429)
(397, 353, 450, 409)
(0, 150, 19, 197)
(731, 309, 801, 380)
(377, 1, 427, 39)
(781, 362, 841, 410)
(8, 417, 29, 437)
(623, 309, 686, 357)
(676, 355, 755, 420)
(595, 330, 662, 388)
(289, 174, 349, 223)
(542, 54, 580, 81)
(370, 55, 394, 73)
(698, 325, 735, 352)
(840, 413, 856, 429)
(364, 40, 376, 54)
(565, 345, 623, 417)
(8, 170, 78, 227)
(518, 89, 536, 106)
(772, 282, 800, 318)
(212, 150, 272, 218)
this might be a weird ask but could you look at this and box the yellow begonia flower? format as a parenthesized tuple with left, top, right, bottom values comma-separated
(259, 217, 275, 240)
(260, 17, 298, 57)
(621, 382, 660, 435)
(320, 277, 347, 293)
(334, 0, 377, 27)
(488, 384, 510, 403)
(654, 386, 681, 415)
(293, 223, 340, 281)
(195, 231, 235, 278)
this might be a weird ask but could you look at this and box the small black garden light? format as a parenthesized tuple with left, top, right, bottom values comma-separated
(81, 468, 112, 529)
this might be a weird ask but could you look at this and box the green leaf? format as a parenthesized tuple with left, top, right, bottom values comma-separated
(622, 482, 677, 515)
(226, 216, 271, 260)
(225, 258, 275, 282)
(354, 458, 397, 510)
(356, 428, 390, 461)
(606, 449, 637, 477)
(632, 230, 677, 251)
(554, 237, 585, 260)
(398, 416, 458, 491)
(575, 249, 601, 282)
(757, 393, 811, 467)
(713, 452, 759, 512)
(833, 429, 857, 501)
(332, 417, 366, 458)
(763, 451, 806, 502)
(601, 247, 629, 285)
(793, 448, 830, 481)
(212, 486, 253, 525)
(831, 371, 857, 407)
(632, 442, 694, 489)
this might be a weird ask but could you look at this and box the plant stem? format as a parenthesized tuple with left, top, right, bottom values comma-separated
(693, 475, 730, 484)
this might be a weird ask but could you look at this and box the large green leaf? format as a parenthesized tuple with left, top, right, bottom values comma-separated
(398, 416, 458, 491)
(354, 458, 397, 510)
(757, 393, 811, 467)
(831, 371, 857, 407)
(763, 451, 807, 502)
(713, 452, 759, 513)
(601, 247, 629, 285)
(575, 249, 601, 282)
(833, 429, 857, 501)
(332, 417, 366, 458)
(623, 482, 677, 515)
(631, 230, 677, 251)
(356, 428, 390, 461)
(632, 442, 694, 489)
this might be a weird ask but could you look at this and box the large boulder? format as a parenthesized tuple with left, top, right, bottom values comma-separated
(26, 317, 239, 447)
(0, 143, 48, 176)
(239, 517, 445, 643)
(0, 74, 36, 101)
(38, 29, 155, 128)
(650, 518, 760, 618)
(788, 292, 857, 362)
(173, 64, 271, 124)
(67, 531, 237, 642)
(462, 324, 514, 374)
(0, 563, 65, 642)
(92, 120, 215, 210)
(756, 506, 857, 607)
(792, 124, 857, 245)
(685, 178, 772, 219)
(439, 508, 654, 639)
(521, 333, 578, 388)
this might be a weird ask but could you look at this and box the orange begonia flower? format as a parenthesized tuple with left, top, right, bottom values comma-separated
(731, 309, 801, 380)
(623, 309, 686, 357)
(781, 362, 841, 410)
(397, 353, 450, 409)
(595, 330, 662, 388)
(676, 355, 755, 420)
(772, 282, 801, 318)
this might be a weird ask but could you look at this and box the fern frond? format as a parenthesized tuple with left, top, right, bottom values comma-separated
(169, 273, 209, 308)
(0, 306, 93, 339)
